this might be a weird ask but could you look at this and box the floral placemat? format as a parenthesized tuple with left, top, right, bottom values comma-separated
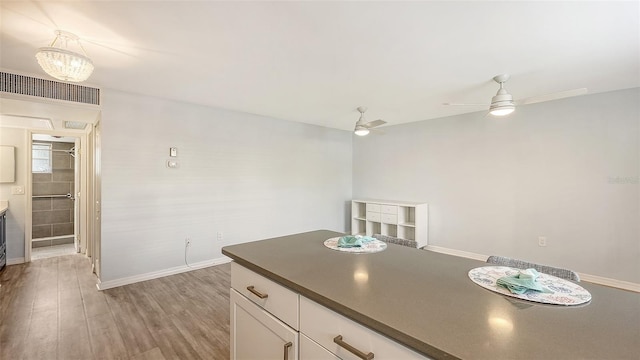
(324, 237, 387, 253)
(468, 266, 592, 306)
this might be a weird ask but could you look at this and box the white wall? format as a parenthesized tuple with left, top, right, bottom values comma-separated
(0, 127, 27, 261)
(100, 90, 353, 282)
(353, 88, 639, 283)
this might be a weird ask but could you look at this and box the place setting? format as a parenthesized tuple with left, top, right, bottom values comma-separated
(324, 235, 388, 254)
(468, 266, 592, 306)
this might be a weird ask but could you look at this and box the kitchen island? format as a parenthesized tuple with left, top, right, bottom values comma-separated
(222, 230, 640, 359)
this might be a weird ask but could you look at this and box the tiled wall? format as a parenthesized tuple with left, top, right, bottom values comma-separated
(32, 141, 75, 244)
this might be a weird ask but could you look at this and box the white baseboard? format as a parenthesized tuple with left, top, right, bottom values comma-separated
(424, 245, 489, 262)
(96, 256, 232, 291)
(424, 245, 640, 293)
(7, 257, 25, 265)
(579, 273, 640, 293)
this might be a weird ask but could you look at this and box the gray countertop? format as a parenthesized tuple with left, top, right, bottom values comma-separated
(222, 230, 640, 359)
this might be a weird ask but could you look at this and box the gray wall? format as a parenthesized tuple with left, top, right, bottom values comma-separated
(100, 90, 353, 282)
(353, 88, 639, 283)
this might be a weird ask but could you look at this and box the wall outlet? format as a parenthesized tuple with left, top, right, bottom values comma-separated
(538, 236, 547, 247)
(185, 238, 191, 247)
(217, 232, 223, 241)
(11, 186, 24, 195)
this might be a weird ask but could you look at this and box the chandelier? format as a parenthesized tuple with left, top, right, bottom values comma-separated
(35, 30, 94, 83)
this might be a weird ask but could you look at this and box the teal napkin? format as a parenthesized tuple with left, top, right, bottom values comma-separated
(338, 235, 376, 248)
(496, 268, 554, 295)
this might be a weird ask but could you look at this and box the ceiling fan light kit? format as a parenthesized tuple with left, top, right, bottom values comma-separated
(353, 106, 386, 136)
(489, 74, 515, 116)
(444, 73, 587, 117)
(354, 125, 370, 136)
(36, 30, 94, 83)
(489, 98, 515, 116)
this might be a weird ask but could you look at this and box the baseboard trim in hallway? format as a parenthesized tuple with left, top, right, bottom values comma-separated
(97, 256, 232, 290)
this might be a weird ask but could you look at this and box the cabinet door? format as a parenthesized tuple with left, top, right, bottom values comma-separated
(231, 289, 298, 360)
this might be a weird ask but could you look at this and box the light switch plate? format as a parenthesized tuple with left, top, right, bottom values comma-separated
(11, 185, 25, 195)
(170, 147, 178, 157)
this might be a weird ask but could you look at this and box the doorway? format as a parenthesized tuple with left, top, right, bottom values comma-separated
(0, 78, 101, 280)
(30, 134, 80, 260)
(24, 125, 96, 266)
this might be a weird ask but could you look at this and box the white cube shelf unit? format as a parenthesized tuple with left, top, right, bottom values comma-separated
(351, 199, 428, 248)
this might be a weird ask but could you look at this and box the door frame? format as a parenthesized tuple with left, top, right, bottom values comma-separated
(88, 120, 101, 277)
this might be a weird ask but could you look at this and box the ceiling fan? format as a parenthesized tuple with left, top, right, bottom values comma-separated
(354, 106, 386, 136)
(443, 74, 588, 116)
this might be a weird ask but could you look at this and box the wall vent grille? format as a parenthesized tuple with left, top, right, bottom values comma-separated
(0, 71, 100, 105)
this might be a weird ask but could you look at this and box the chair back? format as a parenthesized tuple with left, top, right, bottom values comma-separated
(372, 234, 418, 248)
(486, 255, 580, 282)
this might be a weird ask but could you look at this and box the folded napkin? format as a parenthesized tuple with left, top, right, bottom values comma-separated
(496, 268, 554, 295)
(338, 235, 376, 248)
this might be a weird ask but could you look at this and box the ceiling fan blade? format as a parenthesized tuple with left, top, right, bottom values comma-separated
(516, 88, 588, 106)
(365, 119, 387, 128)
(442, 102, 490, 106)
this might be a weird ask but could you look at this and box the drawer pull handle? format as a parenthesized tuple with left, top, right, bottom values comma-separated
(283, 341, 292, 360)
(333, 335, 374, 360)
(246, 285, 268, 299)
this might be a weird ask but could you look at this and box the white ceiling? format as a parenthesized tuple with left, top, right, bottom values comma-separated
(1, 1, 638, 131)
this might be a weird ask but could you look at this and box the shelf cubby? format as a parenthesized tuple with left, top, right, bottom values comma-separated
(352, 219, 366, 236)
(351, 199, 428, 248)
(352, 201, 367, 220)
(382, 223, 398, 237)
(366, 221, 381, 237)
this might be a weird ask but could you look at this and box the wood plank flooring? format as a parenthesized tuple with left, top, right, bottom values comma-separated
(0, 254, 231, 359)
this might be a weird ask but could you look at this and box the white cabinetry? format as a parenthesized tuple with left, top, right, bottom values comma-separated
(299, 297, 427, 360)
(300, 334, 340, 360)
(231, 262, 299, 329)
(230, 262, 299, 360)
(230, 263, 429, 359)
(231, 289, 298, 360)
(351, 199, 428, 248)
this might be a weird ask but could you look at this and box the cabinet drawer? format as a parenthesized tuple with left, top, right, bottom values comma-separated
(231, 262, 299, 329)
(381, 213, 398, 224)
(300, 333, 340, 360)
(366, 211, 381, 222)
(381, 205, 398, 215)
(366, 203, 381, 213)
(300, 297, 428, 360)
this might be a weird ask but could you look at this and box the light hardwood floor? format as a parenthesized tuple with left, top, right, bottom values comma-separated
(0, 254, 231, 359)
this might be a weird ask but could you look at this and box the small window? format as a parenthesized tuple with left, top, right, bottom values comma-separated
(32, 142, 52, 173)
